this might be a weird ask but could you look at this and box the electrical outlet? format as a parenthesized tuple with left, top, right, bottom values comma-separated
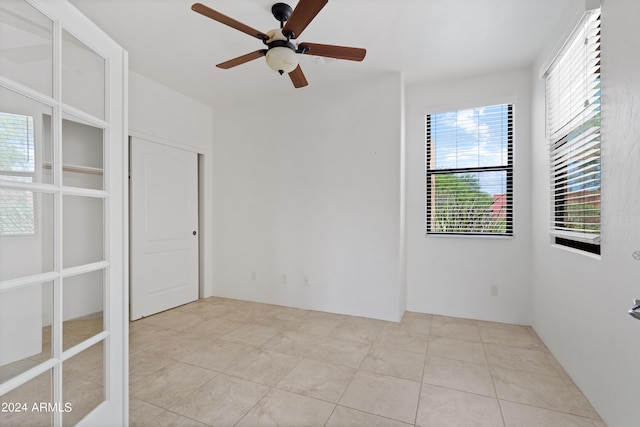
(490, 285, 499, 296)
(303, 276, 309, 287)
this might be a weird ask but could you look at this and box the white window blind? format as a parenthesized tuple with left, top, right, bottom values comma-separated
(545, 9, 601, 250)
(0, 112, 36, 235)
(426, 104, 513, 235)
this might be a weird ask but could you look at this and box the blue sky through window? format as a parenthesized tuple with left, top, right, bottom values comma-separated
(430, 104, 510, 196)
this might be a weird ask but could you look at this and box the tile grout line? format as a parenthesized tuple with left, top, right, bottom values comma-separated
(412, 314, 433, 427)
(327, 320, 378, 419)
(496, 397, 607, 422)
(480, 330, 508, 427)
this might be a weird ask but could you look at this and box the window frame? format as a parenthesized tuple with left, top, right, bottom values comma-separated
(544, 8, 601, 255)
(0, 111, 38, 236)
(425, 103, 514, 237)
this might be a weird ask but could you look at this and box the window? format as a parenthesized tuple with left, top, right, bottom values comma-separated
(426, 103, 513, 236)
(0, 112, 36, 235)
(545, 8, 601, 254)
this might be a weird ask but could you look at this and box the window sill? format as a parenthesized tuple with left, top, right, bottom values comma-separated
(551, 242, 601, 260)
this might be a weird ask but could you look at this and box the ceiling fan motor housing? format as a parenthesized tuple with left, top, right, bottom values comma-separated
(271, 3, 293, 25)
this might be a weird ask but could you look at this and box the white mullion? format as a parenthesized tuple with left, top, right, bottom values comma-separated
(61, 331, 108, 362)
(104, 267, 111, 401)
(121, 53, 130, 424)
(61, 104, 109, 130)
(51, 12, 64, 427)
(61, 185, 108, 198)
(0, 77, 57, 110)
(0, 357, 58, 397)
(102, 51, 113, 404)
(62, 261, 110, 279)
(0, 271, 59, 293)
(0, 179, 58, 193)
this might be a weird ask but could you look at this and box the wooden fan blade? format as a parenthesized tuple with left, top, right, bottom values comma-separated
(282, 0, 328, 39)
(192, 3, 268, 40)
(299, 42, 366, 61)
(288, 65, 308, 88)
(216, 50, 267, 69)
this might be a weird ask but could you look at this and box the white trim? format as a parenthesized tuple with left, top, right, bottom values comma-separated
(0, 77, 57, 109)
(422, 95, 517, 117)
(121, 48, 130, 427)
(0, 357, 58, 396)
(52, 13, 63, 422)
(551, 242, 602, 260)
(128, 129, 210, 155)
(61, 330, 108, 361)
(61, 106, 109, 129)
(128, 131, 213, 302)
(551, 230, 601, 244)
(62, 261, 110, 278)
(0, 179, 58, 192)
(538, 0, 601, 79)
(0, 272, 58, 293)
(61, 185, 108, 198)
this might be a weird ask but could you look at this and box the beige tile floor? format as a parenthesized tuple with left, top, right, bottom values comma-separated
(129, 297, 606, 427)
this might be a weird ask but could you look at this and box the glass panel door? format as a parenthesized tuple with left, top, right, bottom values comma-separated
(0, 0, 126, 425)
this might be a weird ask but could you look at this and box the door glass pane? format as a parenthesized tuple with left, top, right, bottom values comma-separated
(0, 281, 53, 383)
(62, 30, 105, 119)
(62, 117, 103, 190)
(0, 0, 53, 96)
(63, 269, 104, 351)
(0, 86, 54, 185)
(62, 195, 103, 268)
(0, 191, 53, 280)
(63, 340, 104, 426)
(0, 368, 53, 426)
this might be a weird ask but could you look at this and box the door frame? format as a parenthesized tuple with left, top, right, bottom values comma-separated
(128, 135, 201, 319)
(128, 134, 205, 308)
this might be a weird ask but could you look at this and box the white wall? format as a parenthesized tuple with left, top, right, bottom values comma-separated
(405, 69, 533, 324)
(129, 71, 213, 150)
(212, 74, 405, 321)
(128, 71, 215, 297)
(530, 1, 640, 425)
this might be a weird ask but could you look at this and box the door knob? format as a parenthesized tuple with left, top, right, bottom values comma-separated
(193, 231, 197, 236)
(630, 299, 640, 320)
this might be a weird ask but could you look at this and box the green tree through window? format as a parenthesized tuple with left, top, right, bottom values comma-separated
(432, 174, 506, 233)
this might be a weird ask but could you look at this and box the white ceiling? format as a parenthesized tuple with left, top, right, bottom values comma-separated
(68, 0, 579, 108)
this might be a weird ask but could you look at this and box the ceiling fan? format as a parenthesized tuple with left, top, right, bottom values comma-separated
(191, 0, 366, 88)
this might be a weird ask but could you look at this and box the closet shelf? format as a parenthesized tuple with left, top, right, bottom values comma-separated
(42, 162, 103, 176)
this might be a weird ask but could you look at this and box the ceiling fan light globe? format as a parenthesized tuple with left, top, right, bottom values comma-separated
(265, 46, 298, 74)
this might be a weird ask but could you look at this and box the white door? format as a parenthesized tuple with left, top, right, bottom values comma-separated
(130, 138, 199, 320)
(0, 0, 127, 426)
